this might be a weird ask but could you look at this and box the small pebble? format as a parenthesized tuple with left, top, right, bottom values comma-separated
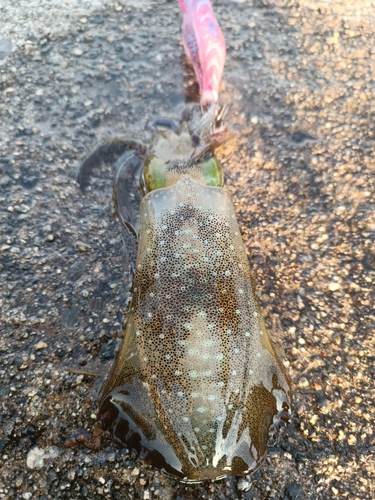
(347, 434, 357, 445)
(0, 38, 13, 61)
(328, 282, 340, 292)
(35, 341, 48, 350)
(0, 175, 11, 186)
(309, 414, 319, 426)
(14, 204, 30, 213)
(74, 241, 90, 252)
(237, 476, 252, 492)
(284, 481, 303, 500)
(316, 397, 330, 414)
(26, 446, 61, 469)
(67, 470, 76, 481)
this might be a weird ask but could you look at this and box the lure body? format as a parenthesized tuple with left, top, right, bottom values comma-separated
(179, 0, 226, 105)
(84, 115, 292, 482)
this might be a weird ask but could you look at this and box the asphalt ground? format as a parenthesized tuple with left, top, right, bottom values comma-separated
(0, 1, 374, 499)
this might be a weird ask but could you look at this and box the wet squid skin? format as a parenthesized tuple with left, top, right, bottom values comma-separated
(85, 114, 292, 481)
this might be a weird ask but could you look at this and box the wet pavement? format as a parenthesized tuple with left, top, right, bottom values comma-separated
(1, 0, 375, 499)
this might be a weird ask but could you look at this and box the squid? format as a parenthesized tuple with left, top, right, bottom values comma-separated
(79, 108, 291, 482)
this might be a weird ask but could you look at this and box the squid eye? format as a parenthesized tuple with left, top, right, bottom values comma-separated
(201, 156, 223, 187)
(144, 156, 167, 192)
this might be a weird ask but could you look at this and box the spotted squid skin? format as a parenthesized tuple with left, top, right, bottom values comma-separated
(99, 176, 291, 481)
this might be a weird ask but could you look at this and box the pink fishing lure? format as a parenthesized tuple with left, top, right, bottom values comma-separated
(178, 0, 226, 105)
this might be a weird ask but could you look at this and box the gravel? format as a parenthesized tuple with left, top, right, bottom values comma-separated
(1, 0, 375, 499)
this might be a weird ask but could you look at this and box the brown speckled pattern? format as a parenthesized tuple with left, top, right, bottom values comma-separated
(99, 176, 291, 481)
